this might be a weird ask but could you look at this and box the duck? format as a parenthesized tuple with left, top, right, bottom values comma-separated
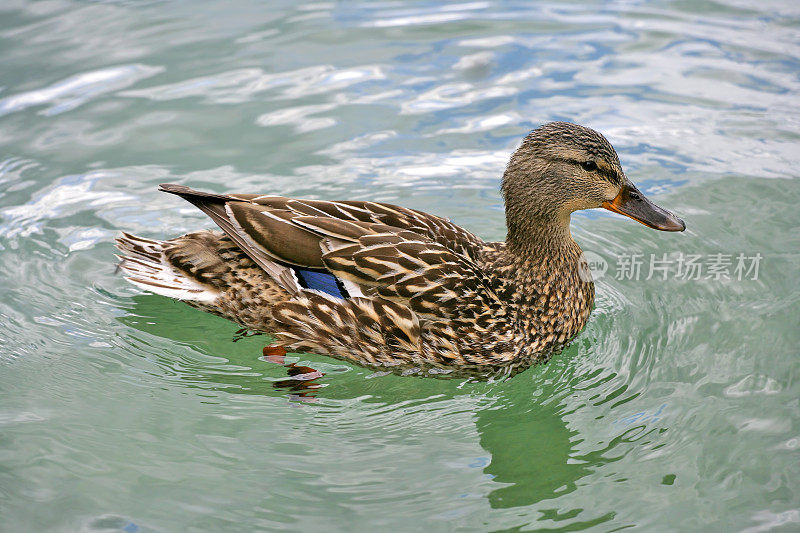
(116, 122, 685, 377)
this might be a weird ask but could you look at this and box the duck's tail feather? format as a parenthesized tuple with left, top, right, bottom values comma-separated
(115, 232, 220, 303)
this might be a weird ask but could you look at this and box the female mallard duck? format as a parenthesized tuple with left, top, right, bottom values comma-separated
(117, 122, 684, 377)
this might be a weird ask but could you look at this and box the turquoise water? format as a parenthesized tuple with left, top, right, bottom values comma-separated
(1, 0, 799, 531)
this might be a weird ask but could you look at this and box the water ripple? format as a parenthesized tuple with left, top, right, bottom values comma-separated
(0, 64, 163, 117)
(122, 65, 386, 103)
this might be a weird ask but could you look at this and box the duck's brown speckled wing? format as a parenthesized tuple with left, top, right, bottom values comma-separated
(158, 183, 502, 316)
(160, 183, 480, 260)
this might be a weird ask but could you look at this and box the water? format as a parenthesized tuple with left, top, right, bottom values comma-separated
(1, 0, 799, 530)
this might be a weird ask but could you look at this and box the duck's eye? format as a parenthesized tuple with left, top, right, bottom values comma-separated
(581, 160, 598, 172)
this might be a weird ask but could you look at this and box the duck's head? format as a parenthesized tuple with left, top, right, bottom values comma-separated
(502, 122, 685, 247)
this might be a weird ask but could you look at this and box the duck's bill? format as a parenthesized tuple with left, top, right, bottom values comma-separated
(602, 183, 686, 232)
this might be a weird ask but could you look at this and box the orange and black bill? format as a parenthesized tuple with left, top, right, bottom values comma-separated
(603, 181, 685, 232)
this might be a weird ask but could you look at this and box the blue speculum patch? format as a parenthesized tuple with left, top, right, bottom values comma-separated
(293, 267, 347, 299)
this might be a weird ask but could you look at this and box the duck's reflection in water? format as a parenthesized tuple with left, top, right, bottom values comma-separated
(475, 400, 590, 509)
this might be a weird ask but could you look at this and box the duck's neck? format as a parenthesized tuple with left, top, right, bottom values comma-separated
(505, 207, 577, 261)
(503, 223, 586, 298)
